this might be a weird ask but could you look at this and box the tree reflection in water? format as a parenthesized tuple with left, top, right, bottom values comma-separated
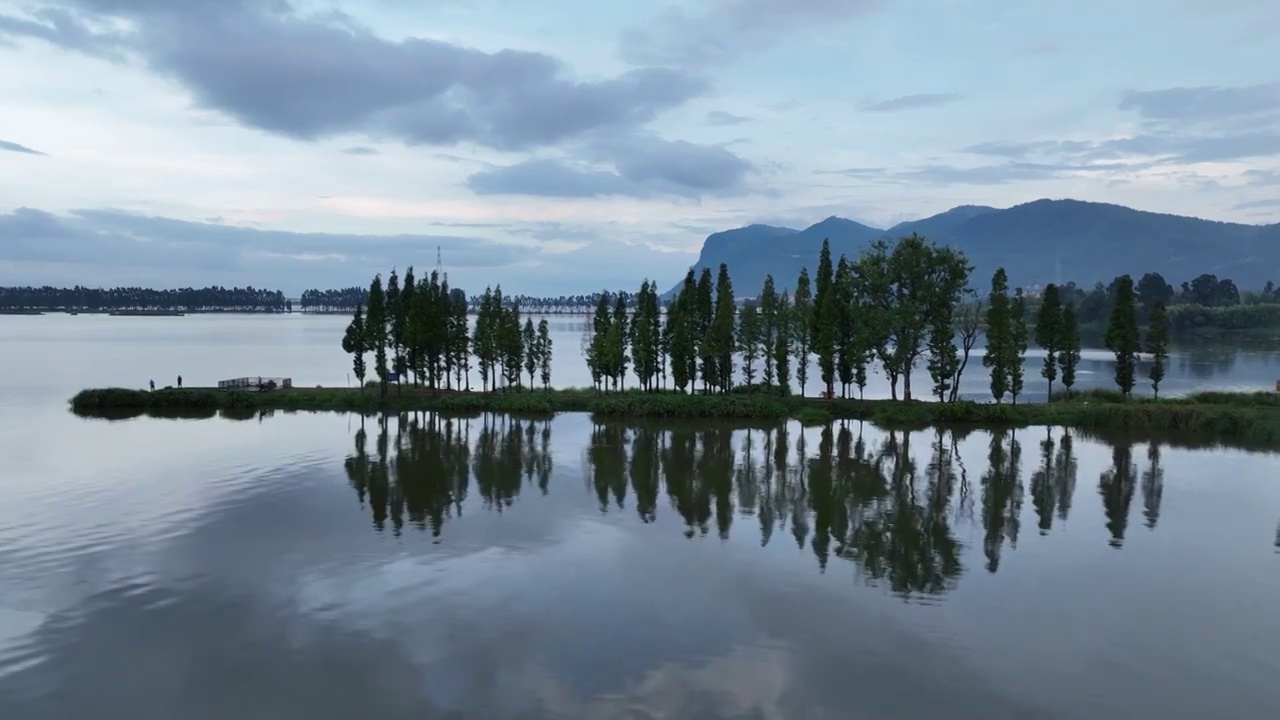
(340, 416, 1247, 600)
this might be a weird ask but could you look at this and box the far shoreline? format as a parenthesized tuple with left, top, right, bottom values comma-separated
(68, 386, 1280, 448)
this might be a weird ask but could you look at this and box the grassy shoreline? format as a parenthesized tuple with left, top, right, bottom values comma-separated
(70, 386, 1280, 446)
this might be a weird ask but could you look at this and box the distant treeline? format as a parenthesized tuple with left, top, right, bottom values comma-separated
(0, 286, 289, 312)
(1057, 272, 1280, 331)
(300, 286, 640, 314)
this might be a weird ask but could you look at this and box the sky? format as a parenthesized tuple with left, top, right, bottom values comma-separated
(1, 0, 1278, 296)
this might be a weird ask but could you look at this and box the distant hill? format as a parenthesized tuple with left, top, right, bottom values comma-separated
(670, 199, 1280, 297)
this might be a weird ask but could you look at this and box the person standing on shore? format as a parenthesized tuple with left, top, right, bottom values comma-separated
(150, 379, 155, 391)
(178, 375, 183, 388)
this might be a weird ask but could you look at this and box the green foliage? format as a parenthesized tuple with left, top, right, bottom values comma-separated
(737, 299, 761, 386)
(365, 274, 389, 394)
(773, 290, 792, 396)
(1009, 288, 1028, 404)
(522, 317, 537, 389)
(710, 263, 737, 394)
(342, 304, 367, 388)
(813, 239, 838, 397)
(759, 275, 780, 387)
(696, 268, 716, 392)
(630, 280, 660, 391)
(1058, 302, 1081, 392)
(1105, 274, 1141, 396)
(1166, 303, 1280, 332)
(792, 268, 813, 397)
(983, 268, 1012, 403)
(1147, 302, 1169, 398)
(669, 271, 698, 393)
(1035, 284, 1063, 400)
(537, 318, 553, 390)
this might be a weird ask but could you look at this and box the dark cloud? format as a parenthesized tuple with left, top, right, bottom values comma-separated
(0, 138, 46, 155)
(0, 207, 522, 291)
(1120, 82, 1280, 123)
(862, 93, 963, 113)
(620, 0, 882, 68)
(0, 1, 706, 151)
(705, 110, 753, 126)
(468, 136, 754, 198)
(342, 146, 378, 156)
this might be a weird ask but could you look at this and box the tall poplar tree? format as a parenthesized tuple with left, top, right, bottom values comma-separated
(588, 292, 611, 392)
(611, 293, 630, 390)
(342, 303, 367, 391)
(522, 317, 537, 389)
(400, 267, 417, 384)
(365, 274, 389, 395)
(386, 269, 402, 388)
(1105, 275, 1141, 397)
(1147, 302, 1169, 399)
(537, 318, 552, 390)
(759, 275, 779, 387)
(696, 268, 716, 392)
(631, 281, 658, 391)
(738, 300, 761, 386)
(813, 240, 837, 398)
(774, 291, 792, 395)
(1009, 288, 1028, 405)
(710, 263, 736, 393)
(792, 268, 813, 397)
(1058, 303, 1081, 396)
(983, 268, 1011, 403)
(1035, 284, 1064, 401)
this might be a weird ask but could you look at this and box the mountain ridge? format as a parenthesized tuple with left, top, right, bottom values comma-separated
(670, 199, 1280, 297)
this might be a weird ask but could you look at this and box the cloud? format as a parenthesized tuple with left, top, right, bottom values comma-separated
(342, 146, 378, 156)
(1244, 169, 1280, 186)
(467, 137, 755, 198)
(1232, 198, 1280, 211)
(0, 139, 46, 155)
(1, 1, 706, 151)
(1120, 82, 1280, 123)
(706, 110, 753, 126)
(620, 0, 883, 68)
(863, 93, 963, 113)
(0, 6, 122, 59)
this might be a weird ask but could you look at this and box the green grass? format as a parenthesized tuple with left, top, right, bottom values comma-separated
(69, 385, 1280, 447)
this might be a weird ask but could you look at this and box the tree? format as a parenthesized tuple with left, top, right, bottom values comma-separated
(792, 268, 813, 397)
(1035, 284, 1064, 401)
(1135, 272, 1174, 322)
(738, 300, 761, 386)
(475, 287, 499, 391)
(949, 293, 983, 402)
(522, 317, 537, 389)
(342, 304, 367, 390)
(774, 291, 792, 395)
(631, 281, 659, 391)
(365, 274, 389, 395)
(1058, 303, 1081, 395)
(610, 293, 630, 390)
(857, 233, 970, 402)
(710, 264, 736, 393)
(759, 275, 780, 387)
(1009, 288, 1028, 405)
(834, 256, 857, 398)
(400, 267, 417, 384)
(386, 269, 406, 389)
(1105, 274, 1141, 397)
(669, 271, 698, 393)
(537, 318, 552, 390)
(1147, 302, 1169, 399)
(448, 288, 470, 391)
(813, 240, 837, 398)
(501, 299, 524, 390)
(587, 292, 611, 392)
(983, 269, 1011, 403)
(696, 268, 716, 392)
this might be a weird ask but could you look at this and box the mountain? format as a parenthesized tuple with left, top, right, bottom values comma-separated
(670, 199, 1280, 297)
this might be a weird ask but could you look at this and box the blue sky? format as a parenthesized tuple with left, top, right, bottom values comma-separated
(1, 0, 1277, 295)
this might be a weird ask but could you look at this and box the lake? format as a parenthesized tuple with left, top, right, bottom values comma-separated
(2, 314, 1279, 719)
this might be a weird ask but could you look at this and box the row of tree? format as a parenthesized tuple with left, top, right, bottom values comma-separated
(341, 268, 552, 396)
(300, 287, 366, 313)
(0, 285, 289, 312)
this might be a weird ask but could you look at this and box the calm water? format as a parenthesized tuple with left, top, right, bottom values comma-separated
(2, 314, 1280, 719)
